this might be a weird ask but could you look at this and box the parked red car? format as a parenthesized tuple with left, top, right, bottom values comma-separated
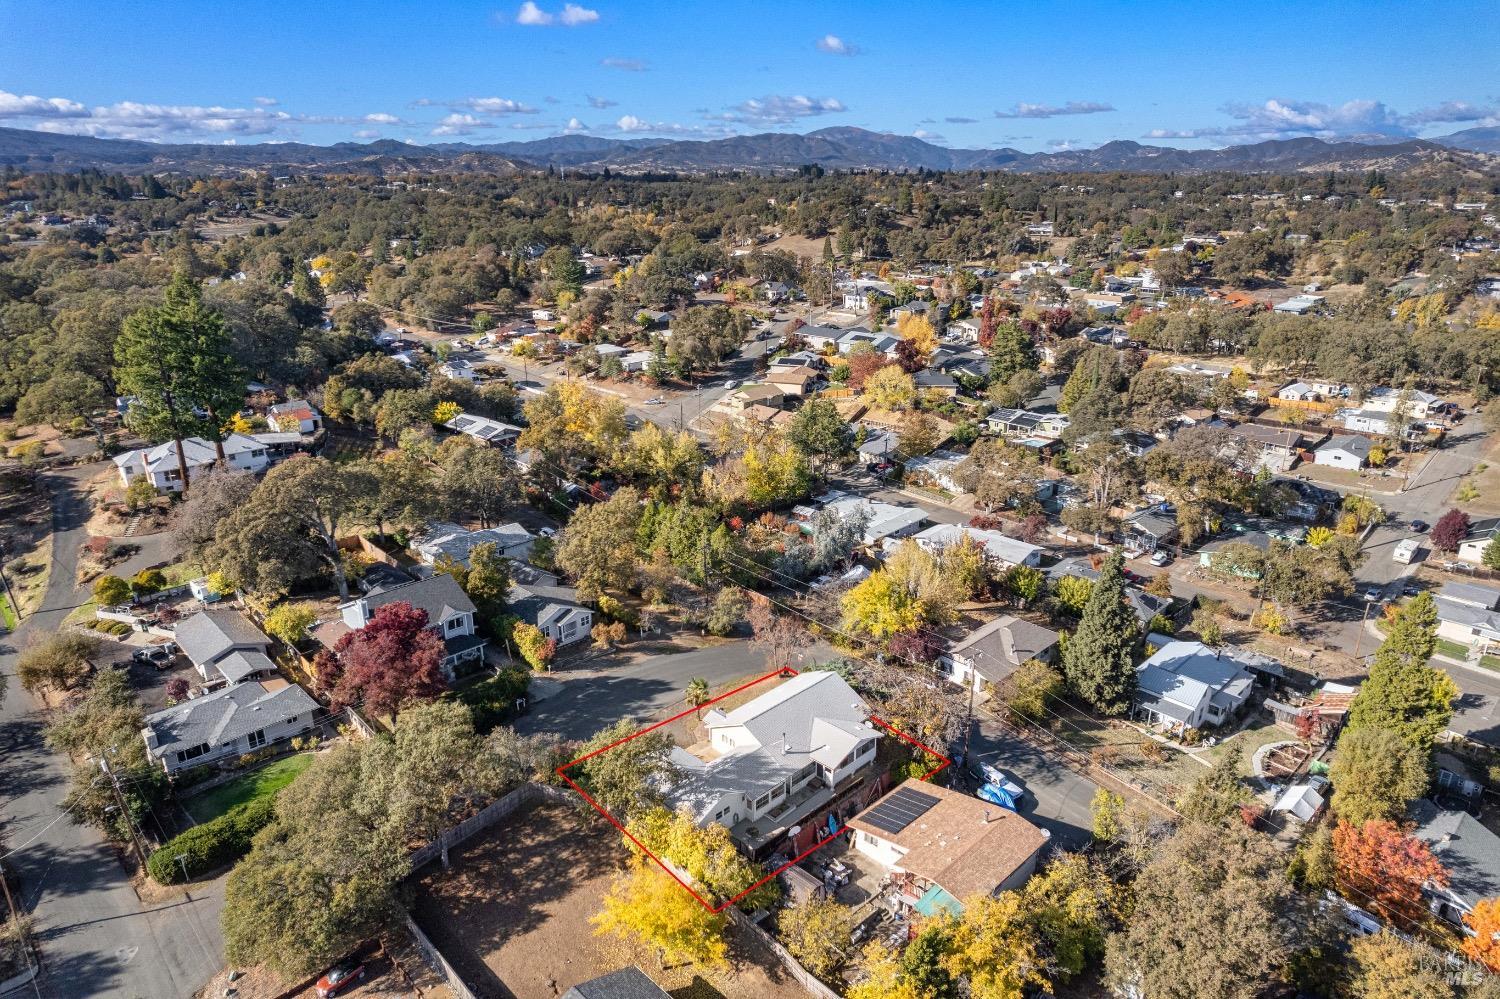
(315, 961, 365, 998)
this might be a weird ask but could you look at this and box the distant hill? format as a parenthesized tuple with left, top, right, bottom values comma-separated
(0, 124, 1491, 176)
(1435, 126, 1500, 154)
(0, 127, 531, 175)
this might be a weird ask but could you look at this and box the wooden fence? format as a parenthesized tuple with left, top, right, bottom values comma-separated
(1267, 396, 1338, 414)
(402, 912, 477, 999)
(408, 783, 572, 872)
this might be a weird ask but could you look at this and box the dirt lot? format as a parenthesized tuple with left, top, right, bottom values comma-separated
(411, 801, 813, 999)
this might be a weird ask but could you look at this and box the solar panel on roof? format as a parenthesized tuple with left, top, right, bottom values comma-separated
(453, 417, 474, 429)
(476, 426, 499, 438)
(860, 786, 939, 835)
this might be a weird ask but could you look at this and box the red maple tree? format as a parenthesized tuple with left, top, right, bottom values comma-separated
(1332, 818, 1449, 930)
(1463, 898, 1500, 971)
(320, 600, 448, 722)
(1432, 508, 1471, 554)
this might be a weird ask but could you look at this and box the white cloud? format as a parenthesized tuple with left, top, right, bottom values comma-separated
(994, 101, 1115, 119)
(516, 2, 597, 26)
(431, 113, 495, 136)
(353, 128, 381, 139)
(564, 117, 588, 132)
(611, 115, 731, 137)
(516, 1, 552, 25)
(253, 96, 279, 107)
(588, 95, 618, 109)
(0, 90, 87, 117)
(815, 34, 858, 56)
(460, 96, 538, 114)
(601, 57, 647, 71)
(912, 129, 946, 144)
(1405, 100, 1499, 126)
(944, 116, 978, 124)
(723, 94, 846, 124)
(364, 112, 400, 124)
(560, 3, 599, 25)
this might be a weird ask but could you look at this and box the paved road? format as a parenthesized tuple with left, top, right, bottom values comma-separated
(0, 466, 223, 999)
(963, 715, 1098, 852)
(513, 638, 837, 742)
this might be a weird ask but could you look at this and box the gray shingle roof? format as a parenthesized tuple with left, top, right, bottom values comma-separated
(1412, 798, 1500, 906)
(363, 573, 476, 623)
(507, 582, 586, 629)
(563, 967, 671, 999)
(173, 610, 272, 669)
(949, 616, 1059, 682)
(143, 679, 318, 760)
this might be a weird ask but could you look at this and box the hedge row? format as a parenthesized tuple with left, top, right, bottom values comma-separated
(146, 795, 276, 884)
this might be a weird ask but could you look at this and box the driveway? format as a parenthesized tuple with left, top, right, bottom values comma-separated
(513, 639, 837, 742)
(0, 465, 224, 998)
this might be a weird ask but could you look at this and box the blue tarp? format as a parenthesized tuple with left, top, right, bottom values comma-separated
(976, 783, 1018, 811)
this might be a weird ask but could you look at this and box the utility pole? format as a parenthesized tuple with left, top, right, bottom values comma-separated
(100, 757, 148, 870)
(0, 858, 31, 978)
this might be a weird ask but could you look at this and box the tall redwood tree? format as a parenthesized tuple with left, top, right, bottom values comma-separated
(319, 601, 447, 722)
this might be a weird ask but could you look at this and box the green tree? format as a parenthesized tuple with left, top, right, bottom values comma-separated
(91, 574, 132, 607)
(556, 487, 643, 600)
(18, 632, 101, 693)
(1345, 593, 1456, 753)
(1177, 744, 1245, 825)
(685, 677, 711, 718)
(15, 370, 110, 444)
(1328, 727, 1430, 826)
(572, 718, 675, 821)
(1060, 554, 1139, 715)
(115, 273, 246, 487)
(784, 398, 854, 472)
(1104, 824, 1304, 999)
(900, 923, 957, 999)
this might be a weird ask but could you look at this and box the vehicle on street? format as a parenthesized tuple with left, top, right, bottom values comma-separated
(1361, 587, 1383, 602)
(1403, 579, 1421, 596)
(1149, 550, 1172, 567)
(315, 960, 366, 998)
(537, 526, 557, 538)
(968, 762, 1026, 802)
(721, 379, 740, 390)
(644, 396, 665, 405)
(1393, 538, 1421, 564)
(1410, 520, 1430, 533)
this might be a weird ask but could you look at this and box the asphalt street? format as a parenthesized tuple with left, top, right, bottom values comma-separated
(0, 466, 224, 999)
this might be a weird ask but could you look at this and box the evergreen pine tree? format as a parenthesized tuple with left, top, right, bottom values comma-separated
(1345, 592, 1456, 753)
(1061, 553, 1140, 715)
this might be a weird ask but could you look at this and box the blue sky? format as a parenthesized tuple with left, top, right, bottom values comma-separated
(2, 0, 1497, 150)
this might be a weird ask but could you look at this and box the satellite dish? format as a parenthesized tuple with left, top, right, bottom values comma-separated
(789, 825, 802, 837)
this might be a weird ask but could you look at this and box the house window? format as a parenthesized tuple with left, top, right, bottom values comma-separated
(446, 617, 465, 634)
(247, 729, 267, 749)
(176, 743, 211, 763)
(754, 792, 772, 809)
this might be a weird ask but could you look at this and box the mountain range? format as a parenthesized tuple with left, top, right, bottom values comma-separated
(1, 124, 1495, 177)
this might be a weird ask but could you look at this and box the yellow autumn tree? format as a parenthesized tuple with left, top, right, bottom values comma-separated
(432, 400, 462, 424)
(864, 365, 917, 411)
(592, 854, 729, 968)
(847, 941, 924, 999)
(896, 313, 939, 357)
(741, 431, 811, 508)
(841, 569, 923, 639)
(942, 894, 1047, 999)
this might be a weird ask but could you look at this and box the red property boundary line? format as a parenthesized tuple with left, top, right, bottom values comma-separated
(555, 666, 952, 913)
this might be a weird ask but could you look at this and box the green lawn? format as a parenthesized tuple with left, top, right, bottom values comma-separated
(160, 560, 204, 588)
(1436, 637, 1473, 661)
(0, 592, 16, 631)
(183, 753, 314, 824)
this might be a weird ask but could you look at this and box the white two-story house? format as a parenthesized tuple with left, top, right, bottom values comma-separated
(664, 671, 880, 855)
(336, 573, 488, 678)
